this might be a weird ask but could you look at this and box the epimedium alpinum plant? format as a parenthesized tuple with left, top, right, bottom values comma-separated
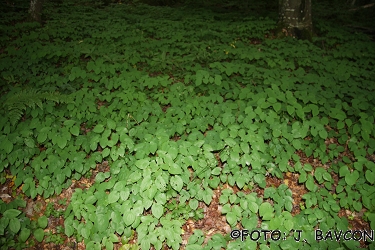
(0, 198, 51, 249)
(1, 1, 375, 249)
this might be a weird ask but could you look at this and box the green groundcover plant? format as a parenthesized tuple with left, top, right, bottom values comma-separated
(0, 0, 374, 249)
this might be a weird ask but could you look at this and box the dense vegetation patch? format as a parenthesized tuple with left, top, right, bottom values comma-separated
(0, 0, 374, 249)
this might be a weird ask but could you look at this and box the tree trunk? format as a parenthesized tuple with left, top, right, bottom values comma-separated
(29, 0, 44, 24)
(277, 0, 313, 41)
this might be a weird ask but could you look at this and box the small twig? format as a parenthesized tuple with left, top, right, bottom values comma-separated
(349, 3, 374, 11)
(127, 113, 140, 126)
(345, 24, 375, 33)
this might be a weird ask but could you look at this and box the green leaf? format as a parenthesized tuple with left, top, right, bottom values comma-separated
(224, 137, 236, 147)
(195, 72, 203, 86)
(203, 143, 214, 152)
(19, 228, 31, 242)
(3, 209, 22, 218)
(37, 132, 48, 143)
(250, 151, 261, 169)
(314, 167, 325, 183)
(189, 199, 199, 210)
(259, 202, 274, 220)
(155, 175, 167, 192)
(330, 108, 346, 121)
(135, 159, 149, 169)
(248, 201, 258, 214)
(70, 126, 80, 136)
(220, 130, 229, 140)
(284, 219, 294, 231)
(240, 142, 250, 154)
(226, 211, 237, 225)
(123, 210, 136, 226)
(152, 203, 163, 219)
(322, 171, 332, 182)
(339, 165, 350, 177)
(366, 170, 375, 184)
(85, 195, 97, 205)
(93, 124, 105, 133)
(331, 203, 340, 213)
(30, 187, 38, 199)
(242, 216, 257, 229)
(211, 167, 222, 175)
(361, 130, 370, 142)
(219, 194, 228, 204)
(107, 119, 116, 130)
(34, 228, 45, 242)
(127, 172, 142, 184)
(95, 172, 108, 183)
(303, 164, 313, 172)
(202, 188, 213, 205)
(299, 171, 307, 183)
(361, 119, 373, 134)
(55, 172, 64, 184)
(168, 163, 182, 175)
(38, 215, 48, 228)
(345, 171, 359, 186)
(236, 176, 246, 189)
(142, 198, 152, 210)
(81, 227, 90, 239)
(65, 225, 74, 237)
(170, 175, 183, 192)
(222, 113, 233, 126)
(2, 138, 13, 154)
(272, 125, 282, 137)
(287, 105, 295, 116)
(240, 199, 248, 210)
(100, 137, 109, 149)
(100, 149, 110, 160)
(105, 241, 114, 250)
(226, 194, 236, 205)
(319, 129, 327, 139)
(353, 201, 362, 212)
(285, 201, 293, 212)
(273, 102, 281, 112)
(352, 124, 360, 134)
(109, 233, 119, 243)
(90, 136, 99, 151)
(214, 75, 222, 85)
(254, 174, 265, 188)
(9, 218, 21, 233)
(149, 141, 158, 154)
(337, 120, 345, 130)
(292, 139, 301, 149)
(310, 104, 319, 116)
(108, 191, 120, 203)
(305, 175, 316, 191)
(221, 204, 231, 214)
(64, 119, 76, 127)
(24, 137, 35, 148)
(345, 119, 352, 128)
(264, 187, 275, 199)
(57, 136, 67, 149)
(168, 146, 179, 160)
(118, 189, 130, 202)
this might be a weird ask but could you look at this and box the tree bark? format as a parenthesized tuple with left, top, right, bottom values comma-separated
(29, 0, 44, 24)
(277, 0, 313, 41)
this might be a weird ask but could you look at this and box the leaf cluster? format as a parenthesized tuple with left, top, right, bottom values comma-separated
(0, 198, 50, 249)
